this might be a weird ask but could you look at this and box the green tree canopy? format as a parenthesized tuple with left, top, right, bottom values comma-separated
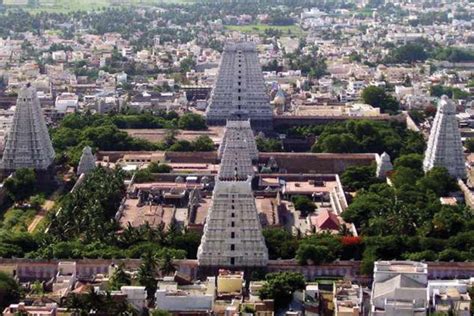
(3, 168, 37, 202)
(361, 86, 399, 114)
(0, 272, 20, 310)
(258, 272, 305, 310)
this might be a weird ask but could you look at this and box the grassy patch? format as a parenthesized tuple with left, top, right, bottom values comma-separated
(1, 208, 37, 232)
(225, 24, 305, 37)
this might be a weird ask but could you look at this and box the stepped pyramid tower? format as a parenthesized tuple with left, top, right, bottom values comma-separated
(206, 42, 273, 131)
(218, 120, 257, 181)
(77, 146, 96, 176)
(423, 95, 466, 179)
(198, 120, 268, 267)
(1, 85, 55, 173)
(218, 120, 258, 161)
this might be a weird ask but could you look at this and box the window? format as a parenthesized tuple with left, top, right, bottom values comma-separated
(231, 232, 235, 238)
(231, 221, 235, 227)
(231, 213, 235, 217)
(230, 244, 235, 251)
(230, 257, 235, 265)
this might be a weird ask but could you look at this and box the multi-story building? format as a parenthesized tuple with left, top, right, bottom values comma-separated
(370, 261, 428, 316)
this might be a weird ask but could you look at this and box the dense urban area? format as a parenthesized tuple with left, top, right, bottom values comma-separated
(0, 0, 473, 315)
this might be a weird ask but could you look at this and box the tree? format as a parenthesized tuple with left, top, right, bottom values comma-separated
(148, 163, 172, 173)
(465, 138, 474, 153)
(108, 263, 131, 290)
(159, 250, 176, 276)
(341, 164, 382, 191)
(177, 113, 207, 130)
(417, 167, 458, 196)
(0, 272, 21, 310)
(361, 86, 399, 114)
(292, 195, 315, 216)
(191, 135, 214, 151)
(388, 43, 428, 63)
(138, 251, 158, 300)
(263, 228, 298, 260)
(256, 136, 282, 152)
(312, 133, 359, 153)
(4, 168, 37, 202)
(258, 272, 305, 310)
(296, 244, 334, 265)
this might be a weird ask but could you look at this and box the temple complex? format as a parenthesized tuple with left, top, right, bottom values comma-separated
(197, 120, 268, 267)
(205, 42, 273, 130)
(77, 146, 97, 176)
(423, 95, 466, 179)
(0, 85, 55, 175)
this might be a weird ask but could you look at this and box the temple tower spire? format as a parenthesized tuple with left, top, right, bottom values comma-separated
(77, 146, 97, 176)
(198, 119, 268, 268)
(206, 42, 273, 131)
(1, 84, 55, 173)
(423, 95, 466, 179)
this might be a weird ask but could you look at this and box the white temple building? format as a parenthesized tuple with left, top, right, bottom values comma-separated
(376, 152, 393, 179)
(0, 84, 55, 173)
(206, 42, 273, 130)
(77, 146, 97, 176)
(423, 96, 466, 179)
(197, 177, 268, 267)
(198, 119, 268, 267)
(218, 120, 258, 161)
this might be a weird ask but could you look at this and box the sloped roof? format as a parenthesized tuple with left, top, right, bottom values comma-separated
(373, 274, 425, 300)
(312, 210, 340, 230)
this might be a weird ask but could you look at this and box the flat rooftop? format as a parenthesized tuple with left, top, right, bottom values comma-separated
(375, 261, 428, 274)
(120, 200, 175, 228)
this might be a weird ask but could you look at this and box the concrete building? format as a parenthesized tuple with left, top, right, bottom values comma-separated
(423, 95, 466, 179)
(334, 281, 363, 316)
(370, 261, 428, 316)
(0, 85, 55, 173)
(3, 303, 58, 316)
(55, 92, 79, 113)
(428, 280, 471, 316)
(53, 262, 77, 298)
(120, 286, 147, 311)
(217, 270, 244, 296)
(155, 276, 215, 313)
(206, 42, 273, 130)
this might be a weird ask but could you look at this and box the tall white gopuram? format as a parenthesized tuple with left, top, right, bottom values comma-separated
(77, 146, 96, 176)
(1, 85, 55, 172)
(423, 95, 466, 179)
(206, 42, 273, 130)
(198, 120, 268, 267)
(218, 120, 258, 161)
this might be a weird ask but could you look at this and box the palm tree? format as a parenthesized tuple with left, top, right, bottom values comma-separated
(137, 251, 158, 301)
(159, 250, 176, 276)
(109, 263, 131, 290)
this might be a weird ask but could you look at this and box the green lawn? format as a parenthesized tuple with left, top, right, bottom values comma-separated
(225, 24, 305, 37)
